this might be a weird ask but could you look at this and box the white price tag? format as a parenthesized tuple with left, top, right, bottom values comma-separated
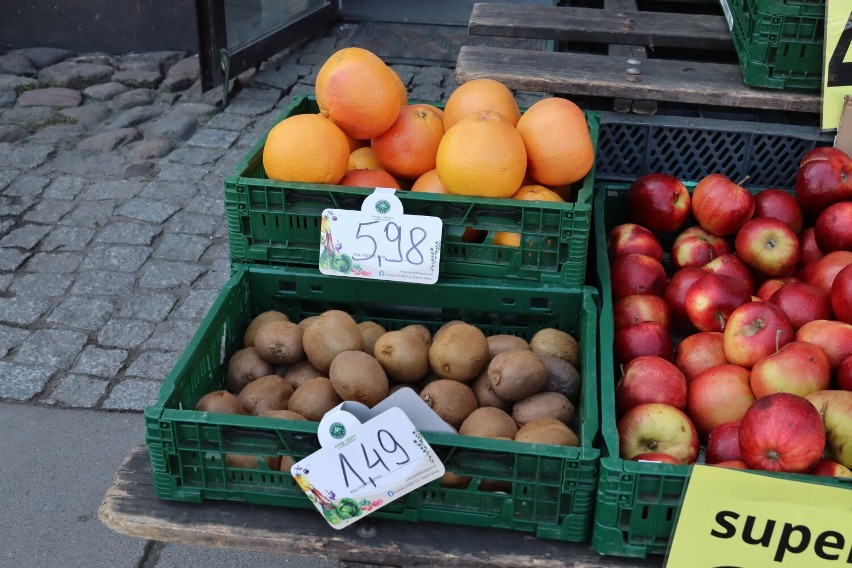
(291, 406, 445, 529)
(318, 187, 443, 284)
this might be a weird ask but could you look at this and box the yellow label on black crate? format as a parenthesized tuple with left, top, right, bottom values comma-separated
(823, 0, 852, 129)
(666, 465, 852, 568)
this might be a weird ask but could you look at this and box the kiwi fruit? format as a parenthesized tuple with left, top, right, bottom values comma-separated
(512, 392, 575, 427)
(329, 350, 389, 407)
(486, 334, 530, 359)
(419, 379, 478, 429)
(282, 359, 324, 390)
(488, 349, 547, 402)
(279, 455, 295, 473)
(459, 407, 518, 439)
(515, 417, 580, 446)
(253, 320, 305, 365)
(226, 347, 276, 393)
(243, 310, 289, 347)
(374, 329, 430, 384)
(259, 409, 307, 420)
(302, 310, 363, 373)
(540, 354, 582, 405)
(238, 374, 294, 415)
(428, 322, 489, 382)
(388, 383, 419, 396)
(471, 369, 512, 412)
(358, 321, 386, 353)
(440, 471, 472, 489)
(195, 390, 246, 414)
(288, 377, 343, 421)
(529, 328, 579, 367)
(298, 315, 319, 329)
(432, 319, 464, 342)
(400, 324, 432, 347)
(225, 454, 281, 470)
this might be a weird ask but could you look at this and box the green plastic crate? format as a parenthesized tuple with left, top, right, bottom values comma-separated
(224, 95, 600, 285)
(722, 0, 824, 90)
(145, 264, 601, 542)
(590, 182, 852, 558)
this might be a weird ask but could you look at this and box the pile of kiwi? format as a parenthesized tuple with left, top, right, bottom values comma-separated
(195, 309, 584, 472)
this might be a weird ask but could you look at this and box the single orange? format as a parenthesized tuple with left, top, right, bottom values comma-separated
(492, 232, 521, 247)
(316, 47, 402, 140)
(262, 113, 349, 184)
(436, 111, 527, 198)
(516, 97, 594, 186)
(512, 184, 565, 202)
(410, 168, 448, 194)
(347, 147, 381, 171)
(372, 104, 445, 179)
(443, 78, 521, 130)
(339, 168, 401, 190)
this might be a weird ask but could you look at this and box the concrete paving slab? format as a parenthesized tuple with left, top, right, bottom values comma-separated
(153, 543, 338, 568)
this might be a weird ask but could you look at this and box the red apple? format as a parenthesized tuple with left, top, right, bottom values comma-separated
(703, 253, 757, 295)
(674, 331, 726, 382)
(714, 460, 749, 469)
(613, 294, 671, 331)
(768, 281, 833, 330)
(615, 355, 687, 416)
(691, 173, 756, 236)
(613, 321, 673, 366)
(814, 201, 852, 252)
(723, 301, 794, 369)
(617, 402, 700, 464)
(794, 146, 852, 215)
(607, 223, 664, 261)
(799, 250, 852, 294)
(671, 226, 731, 270)
(705, 421, 744, 464)
(684, 272, 752, 332)
(687, 364, 756, 439)
(610, 253, 667, 300)
(755, 276, 798, 301)
(831, 263, 852, 324)
(796, 319, 852, 370)
(734, 217, 800, 277)
(838, 355, 852, 391)
(798, 227, 824, 268)
(753, 188, 803, 233)
(806, 389, 852, 468)
(739, 393, 826, 473)
(749, 340, 831, 398)
(631, 452, 683, 465)
(627, 173, 691, 234)
(810, 459, 852, 478)
(663, 267, 707, 333)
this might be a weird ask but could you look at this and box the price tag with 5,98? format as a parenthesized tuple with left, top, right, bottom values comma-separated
(318, 187, 443, 284)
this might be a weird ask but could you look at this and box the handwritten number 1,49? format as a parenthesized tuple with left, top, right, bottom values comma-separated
(828, 11, 852, 88)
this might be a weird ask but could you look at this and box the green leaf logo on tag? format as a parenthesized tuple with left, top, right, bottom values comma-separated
(329, 422, 346, 439)
(375, 199, 391, 214)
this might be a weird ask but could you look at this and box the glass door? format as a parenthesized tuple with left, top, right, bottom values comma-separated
(196, 0, 338, 94)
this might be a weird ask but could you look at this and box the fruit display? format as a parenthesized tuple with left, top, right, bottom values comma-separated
(260, 47, 596, 246)
(606, 150, 852, 477)
(195, 307, 585, 472)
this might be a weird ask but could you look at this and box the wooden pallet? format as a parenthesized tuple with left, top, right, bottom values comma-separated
(456, 1, 821, 115)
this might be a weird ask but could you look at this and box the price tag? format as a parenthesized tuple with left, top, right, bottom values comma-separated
(318, 187, 443, 284)
(666, 465, 852, 567)
(291, 406, 445, 529)
(823, 0, 852, 130)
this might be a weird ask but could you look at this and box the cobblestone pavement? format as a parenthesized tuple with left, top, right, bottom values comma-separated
(0, 23, 548, 413)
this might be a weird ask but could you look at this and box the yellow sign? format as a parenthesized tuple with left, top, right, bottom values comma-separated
(823, 0, 852, 129)
(667, 465, 852, 567)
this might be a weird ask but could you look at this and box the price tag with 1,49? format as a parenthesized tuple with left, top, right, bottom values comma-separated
(318, 187, 443, 284)
(290, 405, 445, 530)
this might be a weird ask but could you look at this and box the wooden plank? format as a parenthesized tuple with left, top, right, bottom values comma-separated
(100, 446, 663, 568)
(603, 0, 657, 115)
(468, 2, 733, 51)
(455, 46, 821, 114)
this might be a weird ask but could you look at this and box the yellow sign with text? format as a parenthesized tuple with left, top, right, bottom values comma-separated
(666, 466, 852, 568)
(823, 0, 852, 129)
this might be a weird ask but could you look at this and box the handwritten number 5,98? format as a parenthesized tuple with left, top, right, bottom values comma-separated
(354, 222, 427, 266)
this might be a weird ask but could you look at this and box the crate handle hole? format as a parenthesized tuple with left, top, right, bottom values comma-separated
(530, 297, 550, 309)
(501, 297, 516, 305)
(310, 285, 323, 292)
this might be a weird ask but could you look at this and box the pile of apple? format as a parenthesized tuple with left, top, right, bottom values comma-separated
(608, 146, 852, 478)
